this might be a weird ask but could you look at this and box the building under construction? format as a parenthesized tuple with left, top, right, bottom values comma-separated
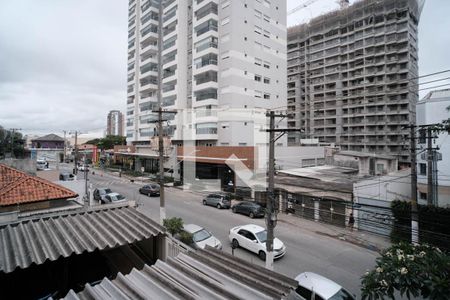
(287, 0, 423, 164)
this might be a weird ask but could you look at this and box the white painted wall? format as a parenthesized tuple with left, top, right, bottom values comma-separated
(416, 91, 450, 207)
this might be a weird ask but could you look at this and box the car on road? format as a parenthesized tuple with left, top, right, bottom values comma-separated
(228, 224, 286, 261)
(294, 272, 355, 300)
(231, 201, 265, 218)
(103, 192, 127, 204)
(182, 224, 222, 250)
(59, 172, 75, 181)
(202, 193, 231, 209)
(77, 165, 89, 172)
(139, 184, 160, 196)
(93, 188, 113, 203)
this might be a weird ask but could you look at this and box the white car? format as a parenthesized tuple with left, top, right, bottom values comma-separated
(183, 224, 222, 250)
(228, 224, 286, 261)
(103, 192, 127, 204)
(294, 272, 355, 300)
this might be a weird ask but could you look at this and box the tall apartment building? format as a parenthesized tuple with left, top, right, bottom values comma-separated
(287, 0, 422, 163)
(126, 0, 286, 148)
(106, 110, 124, 136)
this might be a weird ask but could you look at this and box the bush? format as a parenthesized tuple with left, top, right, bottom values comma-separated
(163, 217, 183, 236)
(390, 200, 450, 251)
(179, 231, 193, 246)
(361, 242, 450, 300)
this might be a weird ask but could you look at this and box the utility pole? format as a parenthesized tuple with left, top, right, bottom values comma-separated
(427, 128, 433, 206)
(410, 125, 419, 245)
(152, 107, 177, 225)
(266, 111, 276, 270)
(73, 131, 78, 175)
(264, 111, 302, 270)
(63, 130, 67, 163)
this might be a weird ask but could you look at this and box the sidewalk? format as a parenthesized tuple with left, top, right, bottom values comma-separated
(278, 212, 391, 253)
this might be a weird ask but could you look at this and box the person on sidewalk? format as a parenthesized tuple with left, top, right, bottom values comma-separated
(348, 213, 355, 231)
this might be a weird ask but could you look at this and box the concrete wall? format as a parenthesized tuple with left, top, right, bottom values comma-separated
(0, 158, 36, 174)
(275, 145, 325, 170)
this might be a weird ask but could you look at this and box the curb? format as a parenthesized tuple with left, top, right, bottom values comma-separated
(278, 217, 383, 253)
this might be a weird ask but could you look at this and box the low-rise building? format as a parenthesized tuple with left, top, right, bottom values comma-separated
(416, 88, 450, 207)
(30, 133, 65, 162)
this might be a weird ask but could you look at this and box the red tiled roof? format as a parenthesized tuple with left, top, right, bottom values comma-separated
(0, 164, 78, 206)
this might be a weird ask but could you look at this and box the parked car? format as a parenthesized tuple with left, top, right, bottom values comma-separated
(139, 184, 160, 196)
(228, 224, 286, 261)
(182, 224, 222, 250)
(294, 272, 355, 300)
(77, 165, 89, 172)
(59, 172, 75, 181)
(202, 193, 231, 209)
(93, 188, 113, 203)
(103, 192, 127, 204)
(231, 201, 265, 218)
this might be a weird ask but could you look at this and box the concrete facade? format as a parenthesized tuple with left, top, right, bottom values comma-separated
(416, 89, 450, 207)
(286, 0, 421, 164)
(126, 0, 287, 148)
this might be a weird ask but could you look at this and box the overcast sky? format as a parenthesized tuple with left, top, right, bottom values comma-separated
(0, 0, 449, 137)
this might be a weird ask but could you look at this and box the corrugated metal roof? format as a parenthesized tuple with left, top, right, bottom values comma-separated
(64, 248, 297, 300)
(0, 205, 165, 274)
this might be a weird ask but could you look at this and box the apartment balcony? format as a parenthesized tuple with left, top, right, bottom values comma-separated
(162, 70, 177, 83)
(193, 59, 218, 76)
(141, 13, 159, 29)
(162, 40, 177, 56)
(141, 31, 158, 43)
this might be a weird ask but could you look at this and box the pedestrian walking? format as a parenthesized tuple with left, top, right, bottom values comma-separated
(348, 213, 355, 231)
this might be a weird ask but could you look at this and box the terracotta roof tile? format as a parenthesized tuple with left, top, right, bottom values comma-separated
(0, 164, 78, 206)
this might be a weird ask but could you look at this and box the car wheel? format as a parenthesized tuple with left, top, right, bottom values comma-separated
(249, 212, 255, 218)
(216, 203, 221, 209)
(232, 239, 239, 249)
(232, 207, 237, 213)
(203, 200, 207, 205)
(259, 251, 266, 261)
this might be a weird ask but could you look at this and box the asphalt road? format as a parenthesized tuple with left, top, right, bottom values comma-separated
(78, 168, 378, 298)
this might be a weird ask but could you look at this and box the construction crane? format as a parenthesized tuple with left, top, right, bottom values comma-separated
(287, 0, 321, 16)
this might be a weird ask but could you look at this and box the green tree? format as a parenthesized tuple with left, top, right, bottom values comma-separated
(361, 242, 450, 300)
(86, 135, 126, 150)
(0, 126, 25, 159)
(163, 217, 184, 236)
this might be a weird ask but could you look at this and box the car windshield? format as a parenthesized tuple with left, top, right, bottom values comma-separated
(104, 189, 112, 194)
(114, 194, 125, 201)
(193, 229, 212, 243)
(329, 288, 355, 300)
(151, 185, 159, 189)
(255, 230, 267, 243)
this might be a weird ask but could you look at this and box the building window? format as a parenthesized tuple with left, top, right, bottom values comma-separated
(254, 26, 262, 35)
(420, 192, 427, 200)
(255, 90, 262, 98)
(239, 143, 247, 146)
(264, 93, 270, 99)
(263, 61, 270, 69)
(254, 74, 261, 82)
(255, 58, 262, 66)
(264, 77, 270, 84)
(419, 163, 426, 175)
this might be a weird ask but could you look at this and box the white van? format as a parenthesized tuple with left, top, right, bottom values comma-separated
(36, 159, 47, 170)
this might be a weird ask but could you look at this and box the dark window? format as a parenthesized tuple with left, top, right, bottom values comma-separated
(296, 286, 312, 299)
(419, 163, 426, 175)
(420, 192, 427, 200)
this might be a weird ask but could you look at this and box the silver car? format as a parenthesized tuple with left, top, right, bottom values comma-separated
(183, 224, 222, 250)
(202, 193, 231, 209)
